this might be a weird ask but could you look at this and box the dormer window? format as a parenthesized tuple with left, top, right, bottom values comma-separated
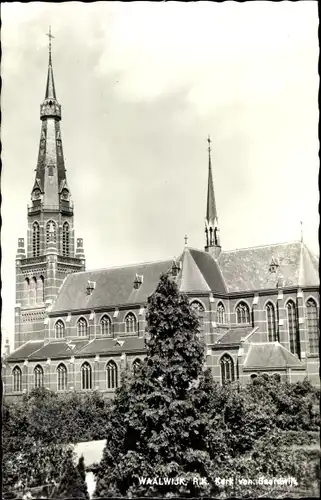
(133, 274, 143, 290)
(269, 256, 279, 273)
(86, 280, 96, 295)
(171, 259, 181, 277)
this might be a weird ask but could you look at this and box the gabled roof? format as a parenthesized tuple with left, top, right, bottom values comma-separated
(214, 326, 255, 346)
(76, 337, 145, 356)
(218, 241, 319, 292)
(5, 341, 44, 362)
(51, 259, 173, 313)
(177, 247, 227, 294)
(243, 342, 305, 370)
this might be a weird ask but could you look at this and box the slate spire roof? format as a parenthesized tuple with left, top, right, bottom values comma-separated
(206, 137, 218, 225)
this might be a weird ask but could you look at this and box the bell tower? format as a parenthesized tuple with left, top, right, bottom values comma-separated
(14, 28, 86, 349)
(204, 136, 221, 258)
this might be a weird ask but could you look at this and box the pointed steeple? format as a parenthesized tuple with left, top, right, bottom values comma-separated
(30, 27, 71, 212)
(205, 136, 221, 257)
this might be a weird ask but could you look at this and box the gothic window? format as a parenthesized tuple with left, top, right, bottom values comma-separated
(236, 301, 250, 324)
(30, 277, 37, 306)
(36, 275, 44, 304)
(100, 315, 112, 336)
(62, 222, 70, 256)
(217, 302, 225, 324)
(34, 365, 44, 389)
(81, 362, 92, 390)
(125, 313, 137, 334)
(191, 301, 205, 332)
(24, 278, 30, 306)
(266, 302, 277, 342)
(220, 354, 235, 384)
(12, 366, 22, 392)
(46, 220, 57, 245)
(106, 361, 118, 389)
(32, 222, 40, 257)
(286, 300, 300, 357)
(132, 358, 142, 374)
(57, 364, 68, 391)
(306, 299, 319, 355)
(77, 317, 88, 337)
(55, 320, 65, 339)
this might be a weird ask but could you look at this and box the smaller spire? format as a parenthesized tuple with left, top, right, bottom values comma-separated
(205, 136, 221, 257)
(300, 221, 303, 243)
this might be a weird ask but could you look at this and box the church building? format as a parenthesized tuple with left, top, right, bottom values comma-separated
(3, 36, 320, 399)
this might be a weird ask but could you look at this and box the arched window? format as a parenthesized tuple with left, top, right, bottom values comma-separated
(34, 365, 44, 389)
(62, 222, 70, 256)
(191, 301, 205, 331)
(236, 301, 250, 324)
(286, 300, 300, 357)
(57, 364, 68, 391)
(220, 354, 235, 384)
(125, 313, 137, 334)
(24, 278, 30, 306)
(77, 317, 88, 337)
(46, 220, 57, 245)
(217, 302, 225, 324)
(132, 358, 142, 374)
(81, 362, 92, 390)
(30, 277, 37, 306)
(266, 302, 277, 342)
(106, 361, 118, 389)
(306, 299, 319, 355)
(12, 366, 22, 392)
(32, 222, 40, 257)
(55, 320, 65, 339)
(100, 315, 112, 336)
(36, 275, 44, 304)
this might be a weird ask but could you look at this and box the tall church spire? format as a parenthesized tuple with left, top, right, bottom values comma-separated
(45, 26, 56, 99)
(205, 136, 221, 257)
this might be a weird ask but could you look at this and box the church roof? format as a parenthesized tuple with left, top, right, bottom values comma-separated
(218, 241, 318, 292)
(5, 340, 44, 362)
(51, 259, 173, 313)
(76, 337, 145, 356)
(177, 247, 227, 294)
(243, 342, 305, 370)
(214, 326, 255, 346)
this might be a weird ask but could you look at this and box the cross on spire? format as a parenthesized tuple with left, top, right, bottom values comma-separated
(300, 221, 303, 242)
(184, 234, 188, 246)
(46, 26, 55, 64)
(207, 134, 212, 154)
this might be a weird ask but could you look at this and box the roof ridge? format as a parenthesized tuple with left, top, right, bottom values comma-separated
(221, 240, 301, 253)
(67, 258, 173, 275)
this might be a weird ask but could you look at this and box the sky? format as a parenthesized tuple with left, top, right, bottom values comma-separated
(1, 1, 319, 347)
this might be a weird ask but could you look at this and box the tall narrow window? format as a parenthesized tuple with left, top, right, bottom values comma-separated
(100, 315, 112, 336)
(57, 364, 68, 391)
(106, 361, 118, 389)
(30, 277, 37, 306)
(32, 222, 40, 257)
(220, 354, 235, 384)
(287, 300, 300, 357)
(46, 220, 57, 246)
(36, 275, 44, 304)
(55, 320, 65, 339)
(125, 313, 137, 334)
(217, 302, 225, 324)
(236, 302, 250, 324)
(191, 301, 205, 332)
(266, 302, 277, 342)
(81, 362, 92, 390)
(24, 278, 30, 306)
(132, 358, 142, 375)
(77, 317, 88, 337)
(306, 299, 319, 355)
(34, 365, 44, 389)
(12, 366, 22, 392)
(62, 222, 70, 256)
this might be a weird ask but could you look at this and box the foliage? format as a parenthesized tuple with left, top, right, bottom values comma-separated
(50, 449, 89, 499)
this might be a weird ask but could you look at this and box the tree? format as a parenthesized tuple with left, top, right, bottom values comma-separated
(51, 449, 89, 499)
(94, 273, 215, 497)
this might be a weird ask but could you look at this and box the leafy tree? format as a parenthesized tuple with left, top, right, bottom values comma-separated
(51, 449, 89, 499)
(94, 273, 215, 497)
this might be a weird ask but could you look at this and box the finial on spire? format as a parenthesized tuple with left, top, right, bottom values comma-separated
(184, 234, 188, 247)
(46, 26, 55, 64)
(207, 135, 212, 155)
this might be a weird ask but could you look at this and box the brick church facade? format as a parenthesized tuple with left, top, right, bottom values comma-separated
(3, 39, 320, 399)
